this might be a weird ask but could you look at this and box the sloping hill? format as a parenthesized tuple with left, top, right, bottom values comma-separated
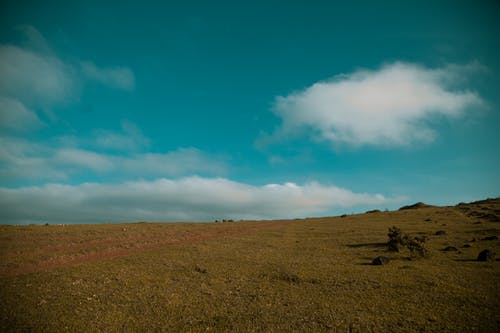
(0, 199, 499, 332)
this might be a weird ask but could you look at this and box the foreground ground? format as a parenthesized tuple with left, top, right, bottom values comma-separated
(0, 199, 499, 332)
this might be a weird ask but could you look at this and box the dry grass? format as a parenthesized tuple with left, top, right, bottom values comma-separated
(0, 199, 499, 332)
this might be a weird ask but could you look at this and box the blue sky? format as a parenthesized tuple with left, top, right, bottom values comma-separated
(0, 0, 499, 223)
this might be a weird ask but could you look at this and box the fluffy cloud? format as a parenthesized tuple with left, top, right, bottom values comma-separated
(267, 62, 484, 147)
(0, 136, 227, 183)
(0, 177, 398, 224)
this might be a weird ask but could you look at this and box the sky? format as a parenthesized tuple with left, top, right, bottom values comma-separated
(0, 0, 499, 224)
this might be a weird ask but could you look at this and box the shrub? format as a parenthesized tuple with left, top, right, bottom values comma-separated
(387, 226, 428, 258)
(407, 238, 428, 258)
(387, 226, 408, 252)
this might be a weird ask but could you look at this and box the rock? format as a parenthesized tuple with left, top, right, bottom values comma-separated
(435, 230, 446, 235)
(372, 256, 390, 265)
(442, 246, 458, 251)
(194, 266, 208, 274)
(481, 236, 498, 241)
(462, 244, 472, 248)
(477, 249, 496, 262)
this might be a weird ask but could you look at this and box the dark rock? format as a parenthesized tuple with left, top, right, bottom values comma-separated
(340, 214, 348, 218)
(481, 236, 499, 241)
(435, 230, 446, 235)
(462, 244, 472, 248)
(424, 218, 431, 222)
(277, 272, 301, 283)
(442, 246, 458, 252)
(477, 249, 496, 262)
(372, 256, 390, 265)
(194, 266, 208, 274)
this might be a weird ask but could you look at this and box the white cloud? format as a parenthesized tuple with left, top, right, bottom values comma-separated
(0, 137, 71, 181)
(93, 119, 150, 151)
(16, 25, 52, 54)
(120, 148, 227, 176)
(0, 136, 227, 182)
(0, 97, 44, 131)
(0, 44, 75, 107)
(0, 26, 135, 132)
(267, 62, 484, 147)
(81, 61, 135, 90)
(0, 177, 398, 224)
(54, 148, 114, 172)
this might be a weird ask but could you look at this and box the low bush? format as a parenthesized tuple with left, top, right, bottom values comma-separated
(387, 226, 428, 258)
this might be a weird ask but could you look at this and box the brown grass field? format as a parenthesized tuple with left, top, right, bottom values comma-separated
(0, 199, 499, 332)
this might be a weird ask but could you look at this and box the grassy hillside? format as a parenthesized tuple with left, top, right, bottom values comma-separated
(1, 199, 499, 332)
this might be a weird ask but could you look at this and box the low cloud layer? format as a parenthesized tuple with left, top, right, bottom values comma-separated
(0, 177, 398, 224)
(0, 136, 227, 182)
(266, 62, 484, 147)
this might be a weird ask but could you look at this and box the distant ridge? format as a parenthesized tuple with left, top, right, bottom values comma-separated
(455, 197, 500, 222)
(398, 202, 433, 210)
(456, 197, 500, 206)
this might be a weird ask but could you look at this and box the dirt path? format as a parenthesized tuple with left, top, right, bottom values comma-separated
(0, 220, 295, 277)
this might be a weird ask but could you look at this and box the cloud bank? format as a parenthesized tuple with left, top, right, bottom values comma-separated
(267, 62, 483, 147)
(0, 177, 398, 224)
(0, 136, 228, 182)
